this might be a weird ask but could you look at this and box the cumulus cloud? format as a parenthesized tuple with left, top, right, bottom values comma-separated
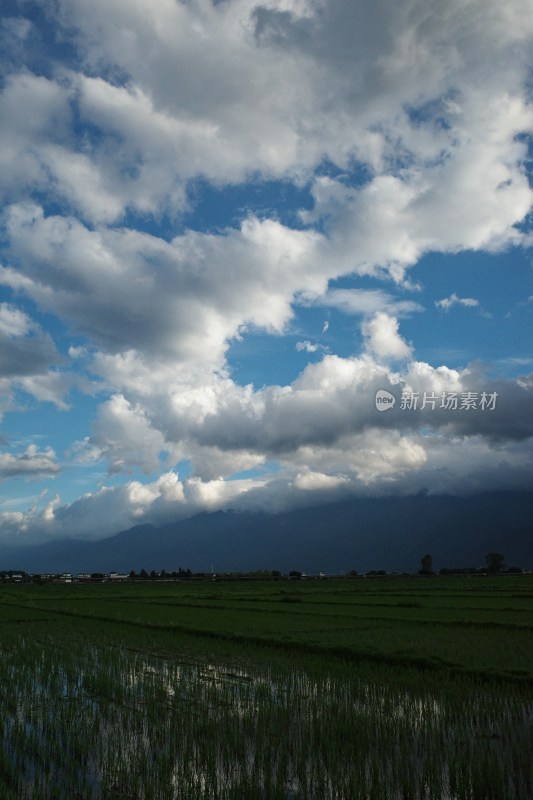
(1, 354, 532, 546)
(0, 0, 530, 247)
(0, 470, 268, 543)
(0, 302, 62, 378)
(70, 341, 533, 482)
(362, 312, 412, 360)
(0, 301, 74, 411)
(79, 394, 171, 475)
(1, 205, 324, 369)
(55, 0, 533, 190)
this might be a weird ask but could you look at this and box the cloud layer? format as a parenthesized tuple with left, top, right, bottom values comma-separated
(0, 0, 532, 543)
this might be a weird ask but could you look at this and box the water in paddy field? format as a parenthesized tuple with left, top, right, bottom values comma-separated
(0, 634, 531, 799)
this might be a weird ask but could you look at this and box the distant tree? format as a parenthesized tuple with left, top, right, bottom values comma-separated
(420, 553, 433, 574)
(129, 569, 136, 580)
(177, 568, 193, 578)
(139, 568, 149, 580)
(289, 570, 302, 579)
(178, 567, 192, 578)
(348, 570, 358, 577)
(485, 552, 505, 574)
(271, 570, 281, 578)
(150, 570, 157, 580)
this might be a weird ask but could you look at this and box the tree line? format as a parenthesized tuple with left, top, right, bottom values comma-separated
(417, 552, 522, 576)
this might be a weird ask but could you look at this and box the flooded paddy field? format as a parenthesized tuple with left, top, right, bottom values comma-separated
(1, 576, 532, 799)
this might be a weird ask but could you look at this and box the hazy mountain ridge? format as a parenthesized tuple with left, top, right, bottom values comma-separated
(1, 492, 531, 574)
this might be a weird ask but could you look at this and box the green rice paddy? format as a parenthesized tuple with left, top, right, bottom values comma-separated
(1, 575, 532, 798)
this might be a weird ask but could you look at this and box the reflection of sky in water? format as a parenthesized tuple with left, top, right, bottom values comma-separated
(1, 637, 532, 799)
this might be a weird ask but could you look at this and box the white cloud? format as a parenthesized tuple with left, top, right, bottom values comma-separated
(82, 394, 171, 475)
(0, 301, 74, 410)
(293, 471, 349, 491)
(435, 292, 480, 311)
(69, 330, 533, 482)
(316, 288, 423, 317)
(0, 445, 60, 480)
(362, 312, 412, 360)
(0, 72, 70, 160)
(0, 470, 266, 543)
(0, 303, 33, 337)
(16, 374, 76, 411)
(0, 301, 61, 379)
(0, 0, 530, 242)
(288, 429, 428, 485)
(2, 206, 324, 369)
(295, 340, 327, 354)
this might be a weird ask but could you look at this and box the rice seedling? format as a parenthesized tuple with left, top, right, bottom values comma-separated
(0, 621, 531, 799)
(1, 577, 532, 798)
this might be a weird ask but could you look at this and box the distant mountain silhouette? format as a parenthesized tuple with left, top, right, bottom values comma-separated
(1, 491, 531, 574)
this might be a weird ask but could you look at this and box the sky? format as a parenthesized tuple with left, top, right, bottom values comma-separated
(0, 0, 532, 547)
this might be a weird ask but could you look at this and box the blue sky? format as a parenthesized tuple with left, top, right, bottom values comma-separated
(0, 0, 532, 545)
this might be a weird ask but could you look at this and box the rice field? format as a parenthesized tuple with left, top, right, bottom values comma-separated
(1, 576, 532, 798)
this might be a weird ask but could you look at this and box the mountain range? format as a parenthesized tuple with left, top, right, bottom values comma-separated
(1, 490, 531, 575)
